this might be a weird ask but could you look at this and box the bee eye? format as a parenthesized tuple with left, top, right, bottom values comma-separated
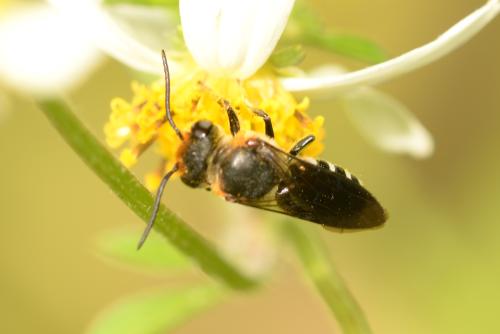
(192, 120, 213, 139)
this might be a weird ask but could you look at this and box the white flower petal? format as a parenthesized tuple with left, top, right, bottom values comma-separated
(342, 87, 434, 158)
(282, 0, 500, 93)
(180, 0, 295, 79)
(48, 0, 180, 75)
(106, 4, 180, 56)
(0, 5, 101, 94)
(290, 64, 348, 99)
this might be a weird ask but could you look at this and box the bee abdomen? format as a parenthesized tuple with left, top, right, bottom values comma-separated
(276, 161, 386, 229)
(317, 159, 361, 185)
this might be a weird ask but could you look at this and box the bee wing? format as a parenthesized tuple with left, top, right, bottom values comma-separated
(237, 141, 387, 230)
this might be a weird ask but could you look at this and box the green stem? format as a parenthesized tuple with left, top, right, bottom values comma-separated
(38, 98, 257, 291)
(283, 223, 372, 334)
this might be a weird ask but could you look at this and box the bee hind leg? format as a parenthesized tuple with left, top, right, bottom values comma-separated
(289, 135, 315, 156)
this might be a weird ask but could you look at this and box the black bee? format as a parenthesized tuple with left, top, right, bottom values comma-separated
(137, 50, 387, 249)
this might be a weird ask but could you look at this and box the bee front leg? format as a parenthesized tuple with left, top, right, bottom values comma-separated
(289, 135, 316, 156)
(221, 100, 240, 136)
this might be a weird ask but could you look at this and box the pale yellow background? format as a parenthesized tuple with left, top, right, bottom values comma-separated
(1, 0, 499, 333)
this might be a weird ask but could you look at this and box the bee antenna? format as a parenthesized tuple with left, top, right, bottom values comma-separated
(161, 50, 184, 141)
(137, 163, 179, 250)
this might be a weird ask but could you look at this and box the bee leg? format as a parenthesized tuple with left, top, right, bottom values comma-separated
(137, 163, 179, 250)
(221, 100, 240, 136)
(251, 109, 275, 139)
(289, 135, 316, 156)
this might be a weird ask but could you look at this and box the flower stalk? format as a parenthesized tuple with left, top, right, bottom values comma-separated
(38, 98, 257, 291)
(283, 222, 372, 334)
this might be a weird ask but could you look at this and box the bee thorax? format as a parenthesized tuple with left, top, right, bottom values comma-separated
(179, 120, 219, 188)
(217, 147, 277, 199)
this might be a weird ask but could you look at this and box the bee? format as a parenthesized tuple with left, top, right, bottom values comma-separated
(137, 50, 387, 249)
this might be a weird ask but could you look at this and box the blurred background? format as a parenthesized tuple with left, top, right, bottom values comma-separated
(0, 0, 499, 333)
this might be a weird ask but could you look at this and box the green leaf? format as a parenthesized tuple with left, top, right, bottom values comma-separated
(38, 99, 257, 290)
(284, 1, 386, 64)
(103, 0, 179, 8)
(88, 285, 224, 334)
(96, 228, 192, 271)
(307, 34, 387, 64)
(270, 45, 306, 68)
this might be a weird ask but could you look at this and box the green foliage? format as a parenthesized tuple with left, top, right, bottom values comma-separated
(103, 0, 178, 8)
(96, 228, 192, 272)
(307, 34, 387, 64)
(88, 285, 223, 334)
(284, 2, 387, 64)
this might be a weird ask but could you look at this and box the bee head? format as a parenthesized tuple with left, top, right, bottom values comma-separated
(178, 120, 219, 188)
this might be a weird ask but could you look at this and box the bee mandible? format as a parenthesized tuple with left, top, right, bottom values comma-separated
(137, 50, 388, 249)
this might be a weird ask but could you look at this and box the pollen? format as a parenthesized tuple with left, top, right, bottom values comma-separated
(119, 148, 137, 168)
(104, 69, 325, 190)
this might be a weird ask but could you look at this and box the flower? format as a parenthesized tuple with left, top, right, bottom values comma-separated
(104, 68, 324, 190)
(0, 2, 101, 94)
(48, 0, 499, 160)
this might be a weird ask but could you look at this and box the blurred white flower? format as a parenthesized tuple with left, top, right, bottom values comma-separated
(344, 87, 434, 158)
(0, 4, 102, 95)
(48, 0, 499, 158)
(47, 0, 182, 74)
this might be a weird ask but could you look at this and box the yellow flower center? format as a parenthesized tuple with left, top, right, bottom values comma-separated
(104, 69, 325, 190)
